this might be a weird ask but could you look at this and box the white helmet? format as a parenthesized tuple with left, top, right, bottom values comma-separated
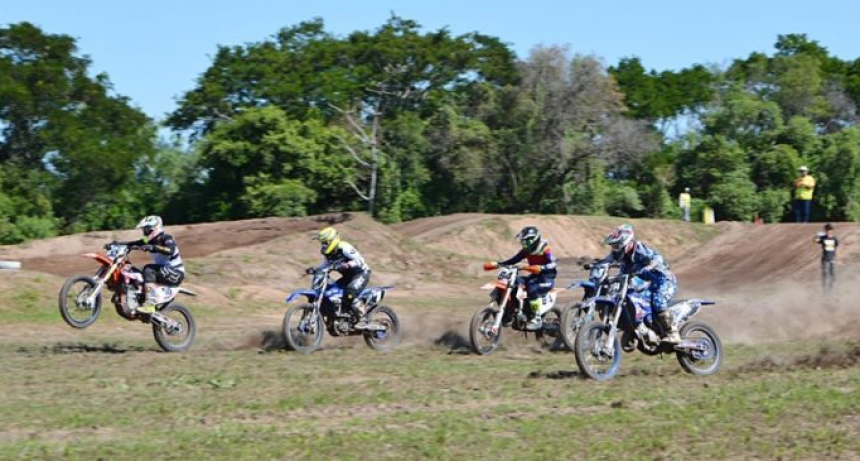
(604, 224, 635, 257)
(136, 215, 164, 242)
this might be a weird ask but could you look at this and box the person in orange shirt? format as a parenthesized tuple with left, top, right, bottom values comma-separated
(793, 166, 816, 222)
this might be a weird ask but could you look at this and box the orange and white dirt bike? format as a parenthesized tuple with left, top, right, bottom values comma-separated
(58, 243, 197, 352)
(469, 263, 566, 355)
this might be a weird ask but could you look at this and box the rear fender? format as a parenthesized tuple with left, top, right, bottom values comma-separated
(178, 287, 197, 297)
(286, 289, 318, 303)
(360, 286, 395, 307)
(671, 298, 716, 324)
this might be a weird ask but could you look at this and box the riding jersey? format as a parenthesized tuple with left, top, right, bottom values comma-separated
(127, 233, 185, 273)
(499, 240, 557, 278)
(816, 234, 838, 261)
(319, 241, 370, 275)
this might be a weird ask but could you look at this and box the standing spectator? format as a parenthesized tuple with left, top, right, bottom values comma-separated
(679, 187, 692, 222)
(814, 223, 838, 293)
(793, 166, 816, 222)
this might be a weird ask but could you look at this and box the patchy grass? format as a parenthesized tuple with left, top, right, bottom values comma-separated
(0, 339, 858, 461)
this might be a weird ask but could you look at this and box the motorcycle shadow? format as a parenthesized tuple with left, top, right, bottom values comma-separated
(433, 330, 472, 355)
(22, 342, 149, 355)
(527, 369, 583, 380)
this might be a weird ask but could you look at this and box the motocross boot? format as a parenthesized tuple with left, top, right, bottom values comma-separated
(658, 311, 681, 343)
(137, 285, 157, 314)
(525, 299, 543, 331)
(351, 300, 369, 330)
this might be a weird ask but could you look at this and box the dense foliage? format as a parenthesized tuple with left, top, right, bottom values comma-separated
(2, 18, 860, 243)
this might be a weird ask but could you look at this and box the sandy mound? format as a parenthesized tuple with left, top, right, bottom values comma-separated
(4, 212, 860, 347)
(397, 214, 722, 262)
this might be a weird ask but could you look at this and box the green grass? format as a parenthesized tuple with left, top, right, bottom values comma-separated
(0, 340, 858, 461)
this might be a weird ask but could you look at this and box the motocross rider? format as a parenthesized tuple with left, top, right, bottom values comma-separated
(109, 215, 185, 314)
(312, 227, 372, 330)
(487, 226, 557, 331)
(600, 224, 680, 343)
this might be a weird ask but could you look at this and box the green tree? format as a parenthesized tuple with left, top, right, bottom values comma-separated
(191, 106, 354, 220)
(0, 22, 156, 232)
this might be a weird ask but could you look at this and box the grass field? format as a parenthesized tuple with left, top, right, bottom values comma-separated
(2, 336, 859, 461)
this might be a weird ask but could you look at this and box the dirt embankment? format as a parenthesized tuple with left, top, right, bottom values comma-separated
(0, 213, 353, 277)
(4, 212, 860, 347)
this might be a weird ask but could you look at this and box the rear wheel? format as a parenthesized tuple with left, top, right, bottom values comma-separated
(283, 303, 324, 354)
(58, 275, 102, 329)
(676, 321, 722, 376)
(152, 303, 196, 352)
(537, 307, 565, 351)
(469, 304, 502, 355)
(574, 321, 622, 381)
(363, 305, 400, 352)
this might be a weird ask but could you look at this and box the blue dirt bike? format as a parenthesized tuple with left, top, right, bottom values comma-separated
(574, 272, 722, 380)
(559, 261, 615, 351)
(283, 266, 400, 354)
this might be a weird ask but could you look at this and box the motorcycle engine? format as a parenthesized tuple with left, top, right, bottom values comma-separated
(332, 318, 350, 336)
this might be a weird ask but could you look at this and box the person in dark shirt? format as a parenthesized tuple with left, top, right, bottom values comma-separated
(486, 226, 558, 331)
(110, 215, 185, 313)
(313, 227, 372, 329)
(600, 224, 680, 343)
(814, 223, 838, 293)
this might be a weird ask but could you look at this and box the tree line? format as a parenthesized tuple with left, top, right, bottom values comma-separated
(2, 17, 859, 244)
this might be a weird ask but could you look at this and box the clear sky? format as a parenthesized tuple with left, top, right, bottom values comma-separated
(4, 0, 859, 122)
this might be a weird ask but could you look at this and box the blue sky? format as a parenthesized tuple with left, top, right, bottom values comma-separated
(4, 0, 860, 122)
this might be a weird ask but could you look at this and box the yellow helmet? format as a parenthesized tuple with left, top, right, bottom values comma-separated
(318, 227, 341, 255)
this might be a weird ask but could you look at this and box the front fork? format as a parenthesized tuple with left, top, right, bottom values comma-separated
(82, 269, 112, 308)
(490, 289, 512, 334)
(601, 300, 625, 358)
(303, 300, 322, 334)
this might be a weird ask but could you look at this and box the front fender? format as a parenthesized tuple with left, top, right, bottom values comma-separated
(592, 296, 616, 306)
(286, 289, 318, 303)
(82, 253, 112, 267)
(567, 280, 596, 290)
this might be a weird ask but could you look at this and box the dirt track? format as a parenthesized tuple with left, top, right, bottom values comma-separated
(2, 213, 859, 346)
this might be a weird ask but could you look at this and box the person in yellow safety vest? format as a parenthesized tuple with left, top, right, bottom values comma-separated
(793, 166, 816, 223)
(679, 187, 692, 222)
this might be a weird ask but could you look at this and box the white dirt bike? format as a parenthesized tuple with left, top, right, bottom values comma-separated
(58, 243, 197, 352)
(469, 263, 565, 355)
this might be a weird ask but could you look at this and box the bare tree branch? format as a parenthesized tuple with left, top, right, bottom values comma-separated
(345, 179, 370, 201)
(337, 136, 372, 168)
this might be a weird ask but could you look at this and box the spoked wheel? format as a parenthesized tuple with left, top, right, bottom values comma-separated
(560, 303, 593, 352)
(363, 305, 401, 352)
(283, 303, 324, 354)
(537, 307, 565, 351)
(152, 303, 196, 352)
(58, 275, 102, 329)
(676, 321, 723, 376)
(469, 304, 502, 355)
(574, 321, 622, 381)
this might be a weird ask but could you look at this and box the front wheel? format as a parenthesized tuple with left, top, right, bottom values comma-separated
(363, 305, 400, 352)
(58, 275, 102, 329)
(283, 303, 324, 354)
(469, 304, 502, 355)
(574, 321, 622, 381)
(676, 321, 723, 376)
(560, 303, 592, 352)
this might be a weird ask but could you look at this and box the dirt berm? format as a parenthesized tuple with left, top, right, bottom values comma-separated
(2, 213, 858, 346)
